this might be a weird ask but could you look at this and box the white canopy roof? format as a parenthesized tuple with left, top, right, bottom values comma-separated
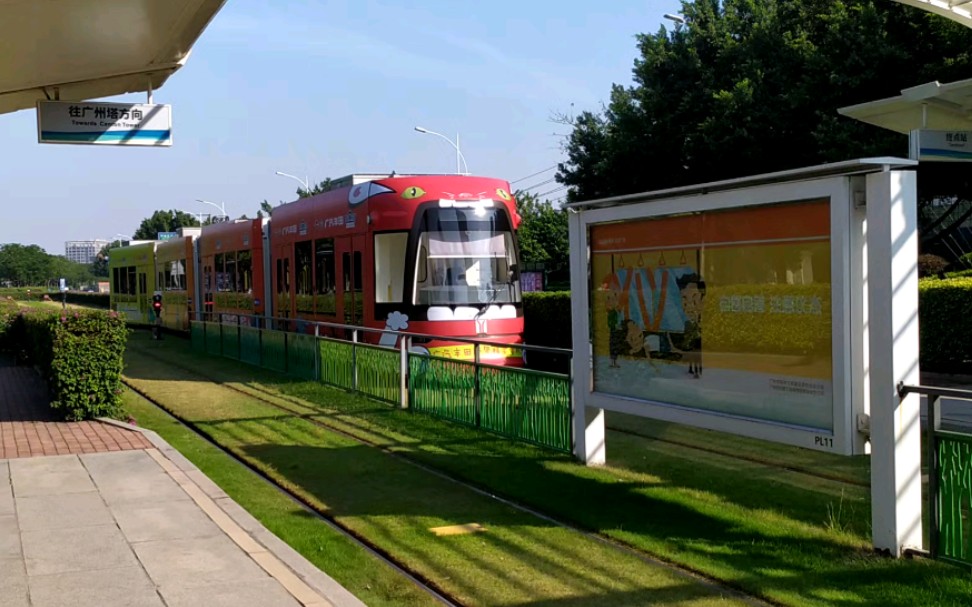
(0, 0, 226, 115)
(891, 1, 972, 29)
(838, 78, 972, 134)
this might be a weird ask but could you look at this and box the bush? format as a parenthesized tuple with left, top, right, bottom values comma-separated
(64, 291, 110, 308)
(918, 277, 972, 372)
(16, 308, 129, 420)
(523, 291, 572, 372)
(918, 254, 949, 278)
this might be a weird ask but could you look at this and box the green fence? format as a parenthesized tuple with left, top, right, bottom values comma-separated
(190, 320, 572, 453)
(901, 385, 972, 567)
(932, 428, 972, 566)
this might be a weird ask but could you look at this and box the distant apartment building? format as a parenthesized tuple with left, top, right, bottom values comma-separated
(65, 239, 110, 264)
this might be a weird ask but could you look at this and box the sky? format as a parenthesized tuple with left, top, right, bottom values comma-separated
(0, 0, 682, 256)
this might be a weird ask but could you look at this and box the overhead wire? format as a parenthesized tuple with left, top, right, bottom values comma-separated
(511, 165, 558, 184)
(518, 177, 557, 191)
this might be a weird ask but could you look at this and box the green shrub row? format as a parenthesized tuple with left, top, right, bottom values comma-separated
(522, 291, 573, 372)
(0, 288, 109, 308)
(6, 307, 129, 420)
(918, 277, 972, 372)
(527, 281, 972, 372)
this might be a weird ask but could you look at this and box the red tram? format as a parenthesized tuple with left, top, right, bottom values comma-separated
(268, 174, 524, 364)
(110, 173, 525, 365)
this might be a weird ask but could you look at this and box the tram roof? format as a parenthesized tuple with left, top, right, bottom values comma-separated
(0, 0, 226, 115)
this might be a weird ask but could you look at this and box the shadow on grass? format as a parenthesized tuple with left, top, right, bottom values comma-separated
(125, 331, 972, 605)
(234, 440, 968, 606)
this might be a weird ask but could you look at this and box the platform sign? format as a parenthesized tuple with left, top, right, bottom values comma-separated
(157, 232, 178, 241)
(909, 129, 972, 161)
(36, 101, 172, 146)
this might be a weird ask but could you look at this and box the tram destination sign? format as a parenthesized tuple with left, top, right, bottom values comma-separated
(36, 101, 172, 146)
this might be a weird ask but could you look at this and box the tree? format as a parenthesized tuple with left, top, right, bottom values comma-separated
(0, 244, 51, 286)
(515, 191, 569, 270)
(132, 210, 201, 240)
(298, 178, 334, 199)
(557, 0, 972, 206)
(259, 179, 336, 217)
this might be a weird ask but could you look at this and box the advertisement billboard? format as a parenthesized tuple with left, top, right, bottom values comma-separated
(589, 199, 834, 431)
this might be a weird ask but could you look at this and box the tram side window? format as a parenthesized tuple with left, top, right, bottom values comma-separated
(217, 252, 238, 292)
(238, 250, 252, 293)
(224, 252, 238, 292)
(315, 239, 336, 314)
(342, 252, 363, 293)
(125, 267, 136, 295)
(295, 240, 313, 312)
(375, 232, 407, 303)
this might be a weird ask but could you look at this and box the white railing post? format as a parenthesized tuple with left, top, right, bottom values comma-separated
(352, 329, 359, 392)
(399, 334, 409, 409)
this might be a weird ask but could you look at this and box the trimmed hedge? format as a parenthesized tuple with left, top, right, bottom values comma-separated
(523, 291, 573, 372)
(918, 278, 972, 372)
(0, 289, 109, 308)
(9, 307, 129, 420)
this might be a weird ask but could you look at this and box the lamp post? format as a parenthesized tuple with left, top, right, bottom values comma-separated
(414, 126, 469, 175)
(275, 170, 310, 193)
(663, 13, 686, 24)
(196, 199, 228, 222)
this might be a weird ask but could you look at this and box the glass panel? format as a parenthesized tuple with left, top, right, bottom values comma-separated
(223, 251, 237, 292)
(589, 199, 834, 431)
(411, 206, 520, 307)
(238, 250, 252, 293)
(375, 232, 407, 303)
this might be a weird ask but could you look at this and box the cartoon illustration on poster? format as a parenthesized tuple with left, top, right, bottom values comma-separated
(590, 199, 834, 431)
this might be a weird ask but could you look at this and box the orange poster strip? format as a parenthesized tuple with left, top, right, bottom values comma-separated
(592, 198, 829, 251)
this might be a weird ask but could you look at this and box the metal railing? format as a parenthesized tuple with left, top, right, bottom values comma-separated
(191, 312, 573, 453)
(898, 382, 972, 565)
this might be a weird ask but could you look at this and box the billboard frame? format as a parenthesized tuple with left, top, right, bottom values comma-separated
(568, 158, 915, 459)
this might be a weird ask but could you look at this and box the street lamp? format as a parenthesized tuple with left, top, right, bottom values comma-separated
(663, 13, 686, 24)
(113, 234, 133, 243)
(275, 170, 310, 192)
(196, 199, 228, 222)
(414, 126, 469, 175)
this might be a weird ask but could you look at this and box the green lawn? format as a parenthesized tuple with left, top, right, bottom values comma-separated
(124, 332, 749, 607)
(123, 330, 972, 606)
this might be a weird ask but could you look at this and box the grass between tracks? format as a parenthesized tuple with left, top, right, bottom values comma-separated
(123, 331, 972, 606)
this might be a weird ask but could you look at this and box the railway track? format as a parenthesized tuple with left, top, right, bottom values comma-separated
(123, 337, 772, 607)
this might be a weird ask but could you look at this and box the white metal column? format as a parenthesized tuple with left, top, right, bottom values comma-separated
(569, 209, 605, 464)
(866, 168, 922, 555)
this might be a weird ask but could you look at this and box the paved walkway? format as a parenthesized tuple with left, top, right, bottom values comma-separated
(0, 364, 364, 607)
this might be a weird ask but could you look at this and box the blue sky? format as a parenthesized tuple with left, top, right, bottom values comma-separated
(0, 0, 681, 255)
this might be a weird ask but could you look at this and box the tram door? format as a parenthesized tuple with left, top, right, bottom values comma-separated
(336, 236, 365, 328)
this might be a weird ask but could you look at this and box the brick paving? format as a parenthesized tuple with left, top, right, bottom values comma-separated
(0, 362, 151, 459)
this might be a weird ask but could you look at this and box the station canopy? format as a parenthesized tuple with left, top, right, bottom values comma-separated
(838, 78, 972, 134)
(892, 0, 972, 30)
(0, 0, 226, 116)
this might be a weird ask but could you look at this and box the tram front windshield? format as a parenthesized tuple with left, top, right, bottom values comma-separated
(413, 206, 521, 307)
